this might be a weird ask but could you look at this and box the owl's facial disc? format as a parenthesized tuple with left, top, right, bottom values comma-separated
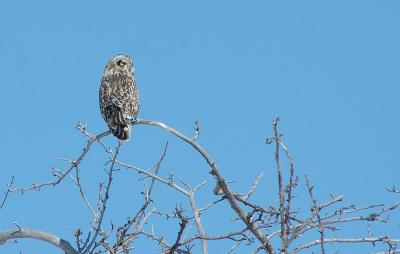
(109, 55, 134, 76)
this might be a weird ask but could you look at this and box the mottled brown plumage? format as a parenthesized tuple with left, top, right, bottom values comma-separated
(99, 55, 140, 140)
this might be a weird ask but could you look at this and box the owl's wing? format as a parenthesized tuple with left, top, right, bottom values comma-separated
(100, 77, 114, 122)
(109, 76, 139, 121)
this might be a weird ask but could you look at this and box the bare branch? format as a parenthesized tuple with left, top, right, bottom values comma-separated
(83, 142, 121, 253)
(112, 144, 169, 253)
(135, 119, 276, 254)
(4, 117, 399, 254)
(188, 182, 208, 254)
(290, 237, 400, 254)
(0, 229, 79, 254)
(10, 127, 110, 193)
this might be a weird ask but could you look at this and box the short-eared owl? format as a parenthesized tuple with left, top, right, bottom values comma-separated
(99, 54, 140, 141)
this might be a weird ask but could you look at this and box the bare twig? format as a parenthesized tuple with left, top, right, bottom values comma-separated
(0, 176, 14, 211)
(167, 208, 189, 254)
(285, 195, 344, 243)
(386, 186, 400, 194)
(271, 117, 287, 253)
(193, 120, 200, 142)
(305, 175, 326, 254)
(243, 172, 264, 202)
(71, 167, 97, 219)
(116, 160, 189, 196)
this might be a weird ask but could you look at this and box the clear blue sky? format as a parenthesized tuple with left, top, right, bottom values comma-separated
(1, 1, 399, 253)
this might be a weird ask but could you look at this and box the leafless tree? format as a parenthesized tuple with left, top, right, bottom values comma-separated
(1, 117, 399, 253)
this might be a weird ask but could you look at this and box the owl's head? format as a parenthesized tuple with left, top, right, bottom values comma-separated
(104, 54, 135, 77)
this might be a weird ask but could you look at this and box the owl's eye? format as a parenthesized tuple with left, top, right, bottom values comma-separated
(117, 60, 126, 67)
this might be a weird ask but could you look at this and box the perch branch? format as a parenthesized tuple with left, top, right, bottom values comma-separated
(135, 119, 275, 254)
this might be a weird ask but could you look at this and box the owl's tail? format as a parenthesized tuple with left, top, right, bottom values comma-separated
(109, 110, 131, 141)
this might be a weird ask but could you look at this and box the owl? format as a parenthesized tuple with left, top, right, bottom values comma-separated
(99, 54, 140, 141)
